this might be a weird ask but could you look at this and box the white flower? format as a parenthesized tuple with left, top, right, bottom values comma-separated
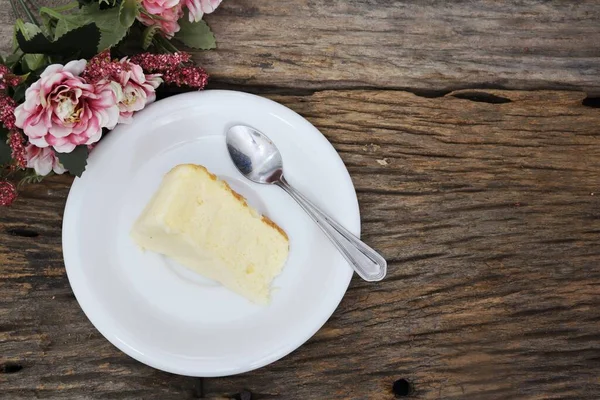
(25, 145, 66, 176)
(183, 0, 222, 22)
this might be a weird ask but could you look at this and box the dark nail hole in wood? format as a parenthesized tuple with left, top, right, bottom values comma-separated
(7, 228, 39, 238)
(582, 96, 600, 108)
(393, 378, 413, 397)
(451, 91, 511, 104)
(235, 390, 252, 400)
(0, 363, 23, 374)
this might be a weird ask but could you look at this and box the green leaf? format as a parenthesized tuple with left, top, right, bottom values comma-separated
(16, 72, 30, 81)
(0, 128, 11, 165)
(41, 6, 84, 41)
(53, 4, 129, 51)
(19, 172, 46, 187)
(16, 23, 100, 59)
(5, 51, 23, 68)
(39, 7, 64, 22)
(12, 84, 27, 103)
(174, 17, 216, 50)
(54, 16, 85, 39)
(49, 4, 128, 51)
(15, 20, 42, 41)
(57, 146, 89, 177)
(23, 53, 46, 71)
(14, 22, 44, 67)
(119, 0, 140, 28)
(78, 4, 128, 51)
(141, 25, 160, 50)
(49, 2, 80, 12)
(87, 5, 129, 50)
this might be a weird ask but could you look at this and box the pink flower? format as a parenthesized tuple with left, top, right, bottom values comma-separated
(25, 144, 66, 176)
(82, 52, 163, 123)
(130, 52, 208, 90)
(0, 180, 17, 206)
(0, 65, 21, 91)
(115, 60, 162, 123)
(141, 0, 180, 14)
(138, 3, 183, 38)
(0, 94, 17, 130)
(184, 0, 222, 22)
(14, 60, 119, 153)
(9, 131, 26, 169)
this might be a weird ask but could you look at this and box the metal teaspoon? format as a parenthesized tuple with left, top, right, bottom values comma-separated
(226, 125, 387, 282)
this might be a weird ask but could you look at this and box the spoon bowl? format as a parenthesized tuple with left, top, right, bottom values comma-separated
(226, 125, 284, 184)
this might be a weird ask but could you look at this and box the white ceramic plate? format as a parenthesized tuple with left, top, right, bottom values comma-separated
(62, 90, 359, 377)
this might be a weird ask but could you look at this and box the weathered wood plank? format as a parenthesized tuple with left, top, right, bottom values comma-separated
(200, 0, 600, 94)
(1, 1, 600, 94)
(0, 180, 208, 399)
(1, 90, 599, 399)
(202, 89, 600, 399)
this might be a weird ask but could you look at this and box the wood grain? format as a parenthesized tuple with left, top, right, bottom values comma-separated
(1, 89, 599, 399)
(1, 1, 600, 94)
(200, 0, 600, 95)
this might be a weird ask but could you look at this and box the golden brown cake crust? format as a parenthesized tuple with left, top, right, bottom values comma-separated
(177, 164, 289, 242)
(261, 215, 289, 241)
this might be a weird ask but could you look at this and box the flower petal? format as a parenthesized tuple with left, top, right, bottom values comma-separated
(63, 60, 87, 76)
(24, 121, 49, 139)
(48, 124, 73, 138)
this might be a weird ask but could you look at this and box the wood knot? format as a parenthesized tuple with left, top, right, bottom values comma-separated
(393, 378, 413, 397)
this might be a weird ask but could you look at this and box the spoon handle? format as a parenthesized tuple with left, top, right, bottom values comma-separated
(277, 177, 387, 282)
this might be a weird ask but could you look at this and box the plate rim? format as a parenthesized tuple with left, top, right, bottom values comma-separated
(62, 89, 360, 376)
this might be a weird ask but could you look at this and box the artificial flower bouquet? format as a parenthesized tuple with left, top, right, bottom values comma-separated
(0, 0, 222, 206)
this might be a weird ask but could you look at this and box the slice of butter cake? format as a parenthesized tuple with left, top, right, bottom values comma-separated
(131, 164, 289, 304)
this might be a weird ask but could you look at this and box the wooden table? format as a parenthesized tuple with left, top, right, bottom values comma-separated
(1, 1, 600, 399)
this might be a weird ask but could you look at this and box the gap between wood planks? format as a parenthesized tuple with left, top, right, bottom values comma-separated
(207, 81, 600, 107)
